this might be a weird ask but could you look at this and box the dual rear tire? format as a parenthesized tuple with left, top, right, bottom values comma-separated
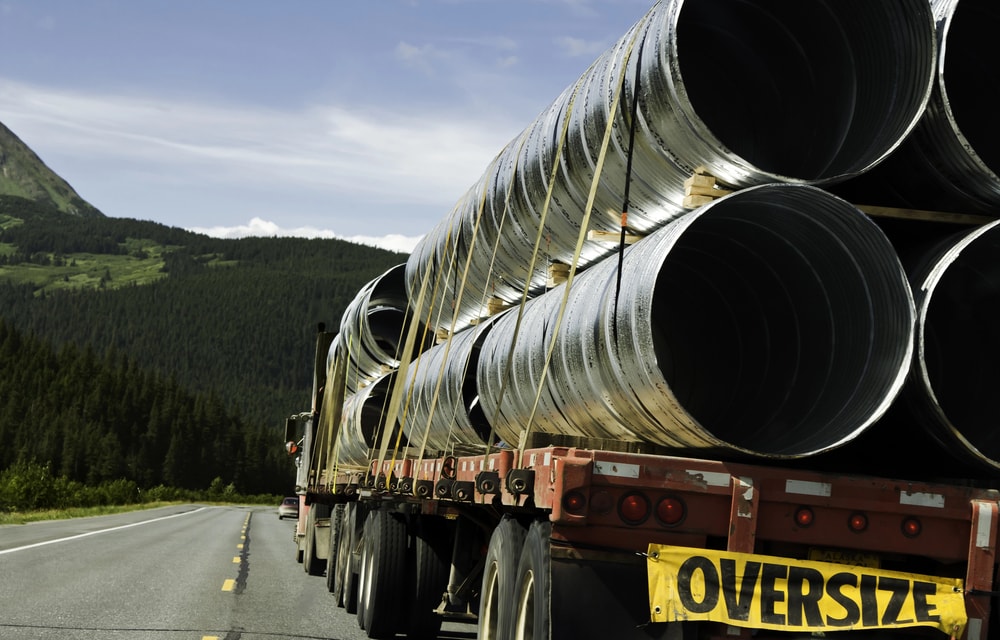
(335, 505, 452, 639)
(479, 517, 551, 640)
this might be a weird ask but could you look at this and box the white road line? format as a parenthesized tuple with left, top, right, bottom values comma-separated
(0, 507, 208, 555)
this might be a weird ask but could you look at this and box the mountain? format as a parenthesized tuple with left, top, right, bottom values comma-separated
(0, 121, 103, 217)
(0, 122, 407, 435)
(0, 120, 412, 496)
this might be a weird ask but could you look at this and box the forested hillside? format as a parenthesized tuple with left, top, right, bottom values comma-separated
(0, 318, 287, 494)
(0, 196, 408, 495)
(0, 198, 405, 427)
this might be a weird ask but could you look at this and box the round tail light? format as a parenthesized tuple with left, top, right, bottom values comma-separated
(901, 517, 922, 538)
(656, 496, 686, 526)
(619, 492, 651, 525)
(562, 490, 587, 515)
(848, 512, 869, 533)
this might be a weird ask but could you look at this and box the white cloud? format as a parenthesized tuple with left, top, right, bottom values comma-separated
(188, 217, 422, 254)
(0, 78, 522, 236)
(395, 41, 442, 75)
(555, 35, 610, 58)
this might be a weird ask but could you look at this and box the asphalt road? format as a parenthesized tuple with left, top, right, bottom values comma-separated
(0, 504, 476, 640)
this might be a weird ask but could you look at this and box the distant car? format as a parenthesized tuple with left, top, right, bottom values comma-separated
(278, 496, 299, 520)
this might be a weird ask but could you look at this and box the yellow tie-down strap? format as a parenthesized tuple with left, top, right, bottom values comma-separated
(647, 544, 967, 638)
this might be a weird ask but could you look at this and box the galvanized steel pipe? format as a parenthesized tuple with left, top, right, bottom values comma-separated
(901, 220, 1000, 471)
(335, 373, 400, 467)
(398, 314, 506, 453)
(334, 264, 420, 393)
(476, 184, 915, 458)
(406, 0, 935, 333)
(833, 0, 1000, 215)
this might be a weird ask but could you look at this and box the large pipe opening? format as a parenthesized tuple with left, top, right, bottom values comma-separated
(477, 185, 914, 458)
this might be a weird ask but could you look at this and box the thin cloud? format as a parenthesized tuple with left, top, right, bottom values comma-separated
(555, 35, 612, 58)
(0, 78, 521, 235)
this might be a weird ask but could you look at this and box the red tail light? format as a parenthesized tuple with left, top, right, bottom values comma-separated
(794, 507, 815, 527)
(848, 512, 868, 532)
(619, 492, 651, 525)
(901, 517, 922, 538)
(656, 496, 685, 526)
(562, 490, 587, 515)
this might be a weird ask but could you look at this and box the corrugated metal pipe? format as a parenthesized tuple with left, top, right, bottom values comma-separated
(335, 373, 401, 467)
(832, 0, 1000, 215)
(406, 0, 936, 333)
(900, 220, 1000, 471)
(332, 264, 424, 394)
(475, 184, 915, 459)
(398, 313, 506, 454)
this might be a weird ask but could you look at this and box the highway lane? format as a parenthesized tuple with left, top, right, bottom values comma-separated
(0, 504, 476, 639)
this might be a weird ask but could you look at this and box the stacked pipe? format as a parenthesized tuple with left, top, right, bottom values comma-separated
(399, 313, 504, 453)
(327, 0, 1000, 471)
(323, 264, 424, 468)
(802, 220, 1000, 479)
(332, 263, 419, 394)
(405, 0, 936, 334)
(336, 373, 400, 467)
(468, 185, 914, 459)
(832, 0, 1000, 216)
(905, 221, 1000, 471)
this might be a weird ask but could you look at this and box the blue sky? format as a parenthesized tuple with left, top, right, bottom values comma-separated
(0, 0, 652, 252)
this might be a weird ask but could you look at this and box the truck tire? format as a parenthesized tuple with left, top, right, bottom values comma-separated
(303, 506, 317, 573)
(360, 509, 409, 639)
(326, 504, 345, 593)
(356, 511, 374, 629)
(512, 519, 551, 640)
(407, 515, 454, 639)
(333, 503, 353, 607)
(479, 516, 527, 640)
(342, 502, 361, 614)
(304, 505, 327, 576)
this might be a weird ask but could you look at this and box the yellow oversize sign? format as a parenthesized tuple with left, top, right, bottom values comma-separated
(647, 545, 966, 637)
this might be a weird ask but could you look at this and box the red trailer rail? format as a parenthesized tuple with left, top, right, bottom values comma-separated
(308, 446, 999, 639)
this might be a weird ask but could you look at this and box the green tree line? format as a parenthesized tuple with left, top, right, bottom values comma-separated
(0, 318, 292, 500)
(0, 203, 407, 430)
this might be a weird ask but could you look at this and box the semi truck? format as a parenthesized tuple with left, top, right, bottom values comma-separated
(283, 1, 1000, 638)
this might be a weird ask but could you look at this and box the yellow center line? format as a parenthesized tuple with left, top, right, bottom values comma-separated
(222, 578, 236, 591)
(236, 543, 243, 549)
(233, 556, 240, 563)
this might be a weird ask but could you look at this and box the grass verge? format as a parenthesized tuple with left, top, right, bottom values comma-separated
(0, 501, 187, 525)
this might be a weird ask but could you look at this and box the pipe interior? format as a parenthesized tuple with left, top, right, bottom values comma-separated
(922, 226, 1000, 460)
(944, 0, 1000, 174)
(649, 192, 908, 455)
(366, 307, 406, 358)
(677, 0, 929, 179)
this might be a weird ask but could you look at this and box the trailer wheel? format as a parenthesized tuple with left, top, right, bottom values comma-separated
(407, 515, 454, 639)
(304, 504, 328, 576)
(359, 509, 409, 638)
(512, 519, 551, 640)
(357, 511, 374, 629)
(303, 506, 317, 574)
(326, 504, 345, 593)
(342, 502, 361, 614)
(479, 516, 527, 640)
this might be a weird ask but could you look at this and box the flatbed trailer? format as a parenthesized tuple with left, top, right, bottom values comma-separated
(289, 439, 998, 640)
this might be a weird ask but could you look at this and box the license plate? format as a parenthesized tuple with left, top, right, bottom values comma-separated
(808, 548, 880, 568)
